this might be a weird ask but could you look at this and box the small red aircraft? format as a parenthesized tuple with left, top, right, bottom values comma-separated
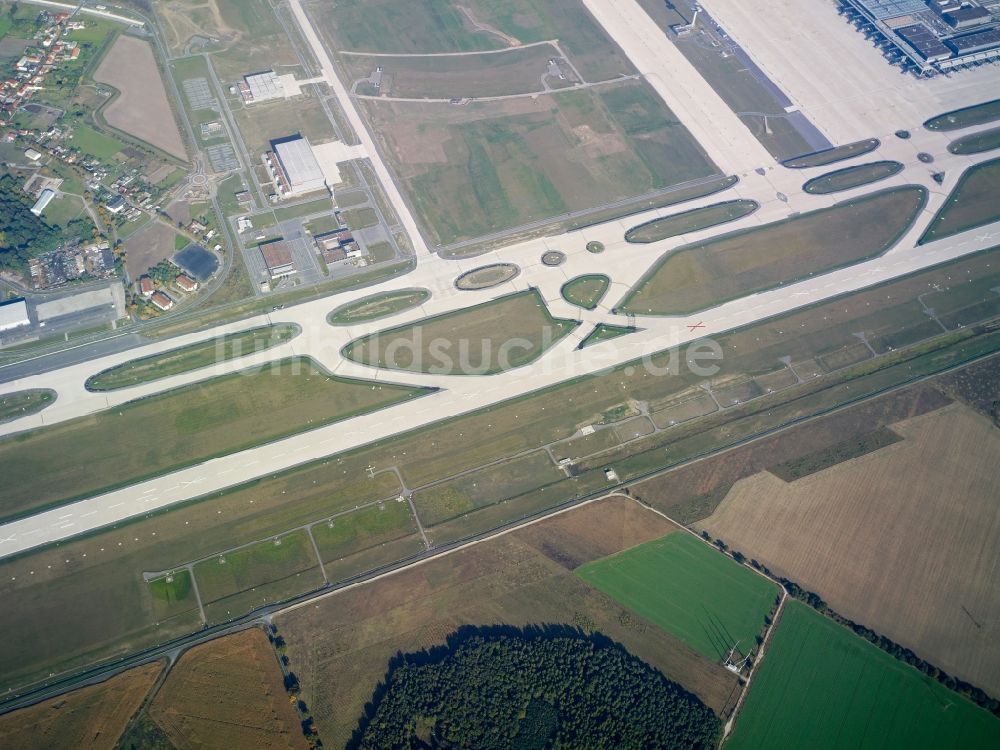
(686, 321, 706, 332)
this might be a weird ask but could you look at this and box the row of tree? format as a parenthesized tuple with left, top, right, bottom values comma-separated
(352, 624, 721, 750)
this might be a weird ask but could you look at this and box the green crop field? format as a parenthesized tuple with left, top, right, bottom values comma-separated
(924, 98, 1000, 131)
(624, 199, 758, 243)
(577, 532, 778, 660)
(620, 186, 926, 315)
(328, 288, 431, 325)
(0, 389, 56, 425)
(783, 138, 880, 168)
(342, 288, 577, 375)
(802, 161, 903, 195)
(920, 157, 1000, 244)
(948, 127, 1000, 156)
(728, 601, 1000, 749)
(85, 324, 300, 390)
(561, 275, 610, 309)
(0, 358, 426, 520)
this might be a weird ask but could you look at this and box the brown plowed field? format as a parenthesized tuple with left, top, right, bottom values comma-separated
(94, 35, 186, 160)
(699, 404, 1000, 694)
(0, 662, 160, 750)
(276, 496, 740, 749)
(149, 628, 307, 750)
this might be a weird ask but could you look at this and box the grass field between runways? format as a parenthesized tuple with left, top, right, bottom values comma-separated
(920, 157, 1000, 244)
(577, 531, 779, 661)
(728, 601, 1000, 749)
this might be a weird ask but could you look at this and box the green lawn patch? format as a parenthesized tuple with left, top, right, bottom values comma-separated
(920, 157, 1000, 244)
(578, 323, 636, 349)
(561, 274, 610, 310)
(147, 569, 194, 605)
(273, 196, 333, 223)
(947, 126, 1000, 156)
(85, 324, 301, 391)
(728, 601, 1000, 749)
(624, 199, 758, 243)
(620, 186, 926, 315)
(454, 263, 520, 290)
(68, 124, 125, 160)
(802, 160, 903, 195)
(342, 206, 379, 231)
(342, 288, 578, 375)
(0, 358, 429, 521)
(0, 389, 56, 425)
(328, 288, 431, 325)
(312, 500, 417, 563)
(924, 98, 1000, 131)
(782, 138, 880, 169)
(577, 532, 778, 661)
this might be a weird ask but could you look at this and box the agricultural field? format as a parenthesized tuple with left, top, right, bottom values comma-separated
(0, 358, 425, 520)
(0, 389, 56, 425)
(802, 160, 903, 194)
(782, 138, 880, 168)
(0, 662, 161, 750)
(342, 289, 577, 374)
(728, 601, 1000, 749)
(147, 629, 308, 749)
(620, 186, 926, 315)
(624, 199, 758, 243)
(93, 35, 186, 160)
(342, 44, 560, 99)
(561, 274, 610, 309)
(86, 324, 300, 390)
(275, 496, 742, 748)
(577, 532, 778, 661)
(924, 98, 1000, 131)
(328, 288, 431, 325)
(316, 0, 637, 81)
(920, 157, 1000, 244)
(358, 78, 715, 246)
(697, 404, 1000, 694)
(948, 126, 1000, 156)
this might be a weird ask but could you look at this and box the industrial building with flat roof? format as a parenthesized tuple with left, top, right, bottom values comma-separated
(840, 0, 1000, 72)
(258, 238, 296, 279)
(242, 70, 283, 103)
(0, 299, 30, 333)
(267, 135, 327, 196)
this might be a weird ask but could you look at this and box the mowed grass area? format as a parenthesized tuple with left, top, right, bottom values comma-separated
(328, 288, 430, 325)
(343, 44, 559, 99)
(361, 79, 716, 246)
(728, 602, 1000, 749)
(342, 289, 578, 374)
(920, 157, 1000, 244)
(948, 126, 1000, 155)
(620, 186, 926, 315)
(85, 324, 300, 390)
(577, 532, 778, 661)
(0, 389, 56, 424)
(68, 124, 126, 160)
(924, 98, 1000, 131)
(782, 138, 880, 168)
(454, 263, 520, 290)
(579, 323, 636, 349)
(194, 530, 325, 623)
(624, 199, 758, 243)
(0, 358, 426, 520)
(276, 497, 742, 748)
(318, 0, 636, 81)
(802, 160, 903, 194)
(561, 274, 610, 309)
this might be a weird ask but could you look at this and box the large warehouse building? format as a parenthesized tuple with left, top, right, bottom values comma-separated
(266, 135, 327, 197)
(840, 0, 1000, 73)
(0, 298, 30, 333)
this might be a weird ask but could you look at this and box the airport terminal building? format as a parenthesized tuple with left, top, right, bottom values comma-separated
(840, 0, 1000, 73)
